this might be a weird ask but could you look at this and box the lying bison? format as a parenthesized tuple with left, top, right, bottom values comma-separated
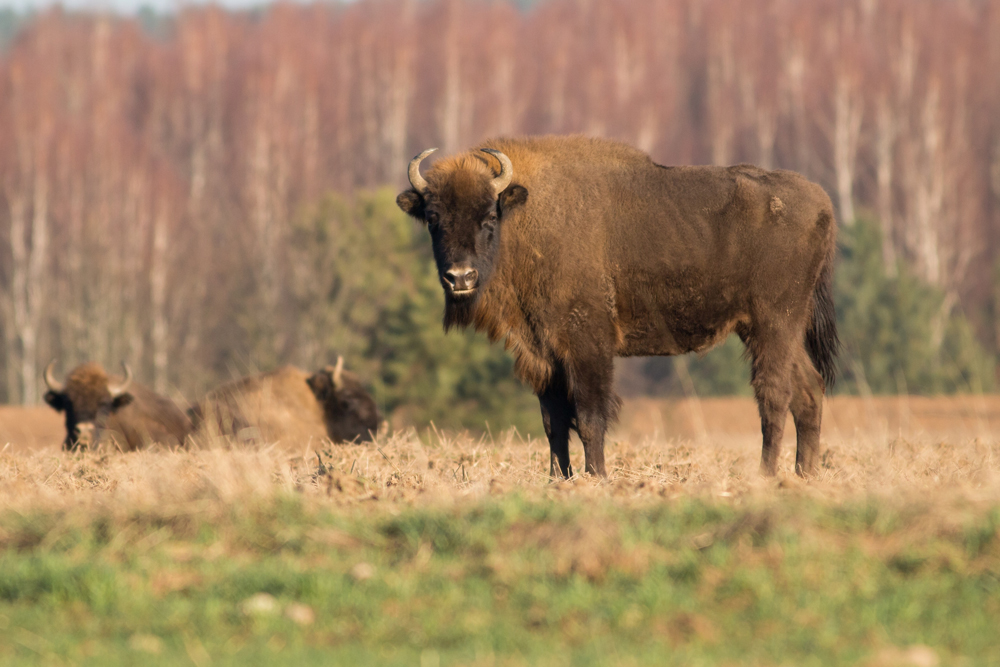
(189, 358, 380, 445)
(43, 360, 192, 451)
(397, 136, 838, 478)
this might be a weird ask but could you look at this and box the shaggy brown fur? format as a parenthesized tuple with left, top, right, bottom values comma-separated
(398, 135, 839, 479)
(188, 365, 379, 446)
(44, 362, 192, 451)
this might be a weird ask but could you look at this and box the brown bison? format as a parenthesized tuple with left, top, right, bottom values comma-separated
(397, 136, 839, 478)
(188, 358, 380, 445)
(43, 360, 193, 451)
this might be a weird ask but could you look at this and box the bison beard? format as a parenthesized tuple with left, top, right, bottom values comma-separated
(398, 136, 839, 479)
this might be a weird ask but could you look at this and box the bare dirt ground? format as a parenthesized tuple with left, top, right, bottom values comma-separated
(618, 394, 1000, 442)
(2, 395, 999, 514)
(0, 405, 63, 452)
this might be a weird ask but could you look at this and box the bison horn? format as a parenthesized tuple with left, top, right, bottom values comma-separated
(332, 355, 344, 391)
(407, 148, 437, 194)
(108, 361, 133, 397)
(44, 359, 64, 393)
(481, 148, 513, 197)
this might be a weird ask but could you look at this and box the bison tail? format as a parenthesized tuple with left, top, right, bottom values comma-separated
(805, 249, 840, 390)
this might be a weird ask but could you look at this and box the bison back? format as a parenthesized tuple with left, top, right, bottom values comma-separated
(190, 366, 328, 447)
(105, 384, 192, 451)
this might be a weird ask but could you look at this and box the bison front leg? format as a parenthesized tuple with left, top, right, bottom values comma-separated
(539, 370, 574, 479)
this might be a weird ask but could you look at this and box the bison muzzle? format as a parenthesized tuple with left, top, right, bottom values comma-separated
(397, 136, 839, 479)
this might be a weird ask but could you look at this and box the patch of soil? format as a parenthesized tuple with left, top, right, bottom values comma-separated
(0, 405, 65, 453)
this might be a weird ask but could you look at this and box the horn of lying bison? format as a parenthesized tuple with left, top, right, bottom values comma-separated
(332, 355, 344, 391)
(108, 361, 133, 397)
(480, 148, 513, 197)
(407, 148, 437, 194)
(43, 359, 64, 393)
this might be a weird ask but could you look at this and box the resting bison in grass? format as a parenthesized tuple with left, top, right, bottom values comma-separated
(189, 359, 380, 445)
(397, 136, 838, 478)
(43, 360, 192, 451)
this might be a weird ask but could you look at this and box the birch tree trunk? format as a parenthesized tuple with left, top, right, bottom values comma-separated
(150, 200, 170, 394)
(439, 0, 462, 152)
(913, 84, 944, 285)
(23, 137, 50, 405)
(832, 75, 863, 227)
(707, 26, 735, 166)
(6, 189, 28, 404)
(784, 45, 811, 174)
(380, 0, 413, 181)
(5, 117, 50, 406)
(875, 96, 898, 275)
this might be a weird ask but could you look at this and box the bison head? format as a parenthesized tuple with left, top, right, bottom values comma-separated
(306, 357, 380, 443)
(396, 147, 528, 319)
(43, 360, 135, 451)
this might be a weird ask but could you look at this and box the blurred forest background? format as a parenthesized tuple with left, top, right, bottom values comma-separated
(0, 0, 999, 432)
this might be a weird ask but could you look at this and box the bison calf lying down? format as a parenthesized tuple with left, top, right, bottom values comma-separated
(397, 135, 839, 479)
(43, 360, 193, 451)
(189, 359, 379, 445)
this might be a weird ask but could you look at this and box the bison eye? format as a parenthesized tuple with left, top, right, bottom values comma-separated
(426, 211, 440, 226)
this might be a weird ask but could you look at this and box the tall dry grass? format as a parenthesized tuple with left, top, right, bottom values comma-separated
(2, 396, 999, 524)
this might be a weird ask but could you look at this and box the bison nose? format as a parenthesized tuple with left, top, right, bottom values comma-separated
(445, 267, 479, 291)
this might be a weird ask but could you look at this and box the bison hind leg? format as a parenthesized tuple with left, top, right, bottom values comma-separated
(744, 326, 796, 477)
(789, 345, 825, 476)
(744, 321, 825, 477)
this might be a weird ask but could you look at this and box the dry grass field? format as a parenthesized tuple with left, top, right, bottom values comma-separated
(4, 395, 1000, 505)
(2, 396, 1000, 665)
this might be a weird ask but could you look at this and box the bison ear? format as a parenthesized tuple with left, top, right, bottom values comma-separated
(111, 392, 134, 411)
(44, 391, 67, 412)
(498, 184, 528, 215)
(396, 189, 426, 219)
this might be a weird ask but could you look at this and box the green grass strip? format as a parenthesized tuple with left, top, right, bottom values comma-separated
(1, 494, 998, 666)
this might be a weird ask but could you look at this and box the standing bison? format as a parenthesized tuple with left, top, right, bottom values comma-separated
(397, 136, 838, 478)
(188, 359, 380, 446)
(43, 360, 192, 451)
